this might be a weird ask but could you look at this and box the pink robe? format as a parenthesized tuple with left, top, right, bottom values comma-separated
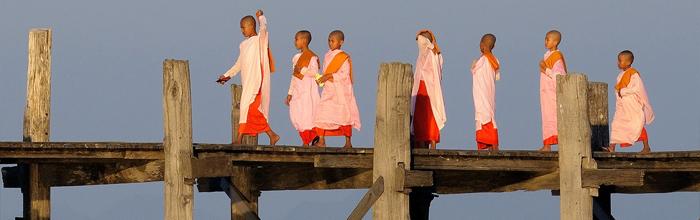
(313, 49, 361, 131)
(223, 15, 273, 124)
(471, 54, 500, 131)
(610, 70, 654, 145)
(540, 50, 566, 144)
(288, 53, 320, 132)
(411, 35, 447, 131)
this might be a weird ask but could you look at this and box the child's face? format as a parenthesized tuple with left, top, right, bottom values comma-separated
(240, 22, 256, 38)
(479, 42, 490, 53)
(294, 34, 308, 50)
(544, 35, 559, 50)
(618, 54, 632, 70)
(328, 36, 343, 50)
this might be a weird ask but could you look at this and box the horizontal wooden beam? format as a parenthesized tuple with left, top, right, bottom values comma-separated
(582, 169, 645, 187)
(2, 161, 163, 187)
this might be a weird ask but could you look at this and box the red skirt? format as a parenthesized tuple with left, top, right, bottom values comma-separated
(299, 130, 317, 145)
(413, 81, 440, 143)
(476, 121, 499, 150)
(543, 135, 558, 145)
(620, 127, 648, 147)
(314, 125, 352, 137)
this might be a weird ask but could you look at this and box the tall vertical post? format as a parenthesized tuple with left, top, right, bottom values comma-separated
(372, 63, 414, 220)
(588, 82, 613, 220)
(230, 84, 259, 220)
(163, 59, 193, 220)
(22, 28, 52, 220)
(557, 74, 593, 220)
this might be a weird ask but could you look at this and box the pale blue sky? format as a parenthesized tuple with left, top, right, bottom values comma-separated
(1, 0, 698, 219)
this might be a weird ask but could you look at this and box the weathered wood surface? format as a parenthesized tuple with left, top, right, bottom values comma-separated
(163, 59, 193, 220)
(372, 63, 413, 220)
(23, 28, 53, 220)
(348, 176, 384, 220)
(230, 83, 260, 220)
(220, 179, 260, 220)
(557, 74, 593, 220)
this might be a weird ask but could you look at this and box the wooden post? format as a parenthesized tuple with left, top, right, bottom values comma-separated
(163, 59, 193, 220)
(22, 28, 52, 220)
(557, 74, 593, 220)
(588, 82, 614, 220)
(230, 84, 259, 220)
(372, 63, 413, 220)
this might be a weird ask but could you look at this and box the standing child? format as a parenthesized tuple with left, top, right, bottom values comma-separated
(538, 30, 567, 152)
(606, 50, 654, 153)
(471, 33, 500, 151)
(411, 29, 446, 150)
(216, 9, 280, 145)
(285, 30, 321, 146)
(313, 30, 361, 148)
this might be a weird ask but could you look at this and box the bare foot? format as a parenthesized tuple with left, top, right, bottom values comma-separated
(343, 144, 353, 148)
(268, 132, 280, 146)
(314, 137, 326, 148)
(640, 147, 651, 154)
(538, 145, 551, 152)
(603, 144, 616, 153)
(302, 143, 309, 147)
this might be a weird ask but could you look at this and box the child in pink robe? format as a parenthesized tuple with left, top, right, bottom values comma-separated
(411, 30, 446, 150)
(216, 10, 280, 145)
(285, 30, 321, 146)
(606, 50, 654, 153)
(313, 30, 361, 148)
(538, 30, 567, 152)
(471, 34, 500, 151)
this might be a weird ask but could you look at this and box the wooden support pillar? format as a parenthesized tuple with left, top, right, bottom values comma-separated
(372, 63, 413, 220)
(230, 84, 259, 220)
(557, 74, 593, 220)
(163, 59, 194, 220)
(588, 82, 614, 220)
(22, 28, 52, 220)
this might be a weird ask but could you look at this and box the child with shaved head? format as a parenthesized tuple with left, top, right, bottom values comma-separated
(285, 30, 321, 146)
(538, 30, 568, 152)
(313, 30, 361, 148)
(470, 33, 500, 151)
(216, 9, 280, 145)
(606, 50, 654, 153)
(411, 29, 446, 150)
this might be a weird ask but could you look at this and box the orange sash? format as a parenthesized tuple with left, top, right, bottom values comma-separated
(615, 67, 639, 92)
(323, 51, 353, 83)
(483, 52, 500, 72)
(293, 50, 318, 78)
(544, 50, 567, 73)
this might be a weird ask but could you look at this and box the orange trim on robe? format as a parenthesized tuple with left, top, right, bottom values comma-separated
(476, 121, 498, 150)
(239, 65, 271, 135)
(620, 127, 648, 147)
(324, 51, 353, 83)
(299, 130, 317, 145)
(413, 81, 441, 143)
(615, 67, 638, 92)
(544, 51, 568, 73)
(483, 52, 500, 72)
(314, 125, 352, 137)
(543, 135, 558, 145)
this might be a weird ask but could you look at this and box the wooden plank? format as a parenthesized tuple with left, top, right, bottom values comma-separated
(613, 171, 700, 193)
(220, 179, 261, 220)
(254, 167, 372, 191)
(4, 161, 164, 187)
(372, 62, 413, 219)
(348, 176, 384, 220)
(404, 170, 433, 188)
(434, 170, 560, 194)
(190, 158, 234, 178)
(314, 154, 373, 168)
(163, 59, 194, 220)
(582, 169, 644, 187)
(22, 28, 52, 220)
(557, 74, 593, 220)
(413, 156, 558, 171)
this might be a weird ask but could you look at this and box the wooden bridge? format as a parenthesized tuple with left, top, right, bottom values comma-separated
(2, 28, 698, 220)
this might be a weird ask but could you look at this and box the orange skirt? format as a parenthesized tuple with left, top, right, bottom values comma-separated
(299, 130, 317, 145)
(543, 135, 558, 145)
(314, 125, 352, 137)
(239, 92, 271, 135)
(413, 81, 440, 143)
(620, 127, 648, 147)
(476, 121, 499, 150)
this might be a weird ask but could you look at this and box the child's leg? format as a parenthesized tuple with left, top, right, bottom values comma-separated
(314, 136, 327, 147)
(492, 143, 499, 151)
(428, 141, 437, 150)
(640, 140, 651, 154)
(234, 134, 243, 144)
(538, 144, 552, 152)
(265, 129, 280, 146)
(344, 136, 352, 148)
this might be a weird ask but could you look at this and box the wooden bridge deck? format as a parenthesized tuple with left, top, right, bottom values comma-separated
(2, 141, 699, 195)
